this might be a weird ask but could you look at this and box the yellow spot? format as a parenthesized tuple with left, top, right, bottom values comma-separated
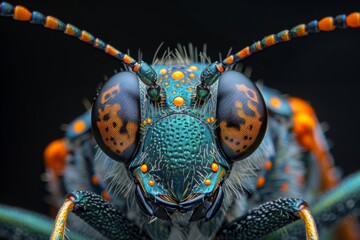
(204, 179, 211, 186)
(172, 71, 184, 80)
(160, 69, 167, 75)
(189, 66, 198, 71)
(206, 118, 211, 123)
(73, 120, 86, 133)
(188, 87, 193, 91)
(172, 91, 177, 94)
(140, 164, 148, 173)
(256, 176, 265, 187)
(173, 96, 185, 107)
(181, 80, 185, 83)
(211, 163, 219, 172)
(189, 73, 195, 78)
(165, 75, 168, 79)
(164, 82, 169, 86)
(159, 77, 163, 81)
(270, 97, 282, 109)
(143, 120, 147, 125)
(210, 117, 215, 122)
(148, 180, 155, 186)
(147, 118, 152, 124)
(176, 84, 180, 87)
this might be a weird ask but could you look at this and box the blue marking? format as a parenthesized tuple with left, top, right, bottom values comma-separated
(307, 20, 319, 33)
(0, 2, 14, 16)
(30, 11, 46, 24)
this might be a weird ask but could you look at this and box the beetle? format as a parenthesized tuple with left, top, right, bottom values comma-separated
(0, 1, 360, 240)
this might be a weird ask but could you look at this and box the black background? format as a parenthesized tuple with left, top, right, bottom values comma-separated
(0, 1, 359, 217)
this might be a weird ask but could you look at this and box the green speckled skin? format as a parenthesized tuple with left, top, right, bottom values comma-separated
(71, 191, 150, 240)
(130, 64, 229, 201)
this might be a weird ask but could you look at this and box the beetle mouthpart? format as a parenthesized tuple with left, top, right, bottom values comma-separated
(135, 184, 172, 221)
(189, 185, 224, 222)
(135, 184, 154, 216)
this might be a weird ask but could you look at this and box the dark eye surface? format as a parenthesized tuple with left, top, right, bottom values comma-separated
(92, 71, 141, 163)
(216, 70, 267, 162)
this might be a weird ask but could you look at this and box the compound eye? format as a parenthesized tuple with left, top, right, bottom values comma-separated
(216, 71, 267, 162)
(92, 72, 141, 163)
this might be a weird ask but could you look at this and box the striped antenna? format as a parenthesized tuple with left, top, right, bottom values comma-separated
(0, 2, 161, 101)
(197, 12, 360, 101)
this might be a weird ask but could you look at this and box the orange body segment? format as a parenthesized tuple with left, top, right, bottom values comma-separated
(45, 16, 60, 30)
(346, 12, 360, 28)
(13, 6, 31, 21)
(318, 17, 335, 31)
(44, 138, 67, 176)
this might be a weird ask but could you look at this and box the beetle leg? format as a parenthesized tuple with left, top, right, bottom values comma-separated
(216, 197, 318, 240)
(267, 171, 360, 240)
(51, 190, 151, 240)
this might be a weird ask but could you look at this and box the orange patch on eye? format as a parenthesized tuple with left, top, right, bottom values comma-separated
(101, 84, 120, 104)
(219, 100, 263, 155)
(236, 84, 259, 103)
(13, 6, 31, 21)
(96, 104, 138, 155)
(73, 120, 86, 133)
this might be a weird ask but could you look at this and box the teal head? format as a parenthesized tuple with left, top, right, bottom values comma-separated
(92, 58, 267, 222)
